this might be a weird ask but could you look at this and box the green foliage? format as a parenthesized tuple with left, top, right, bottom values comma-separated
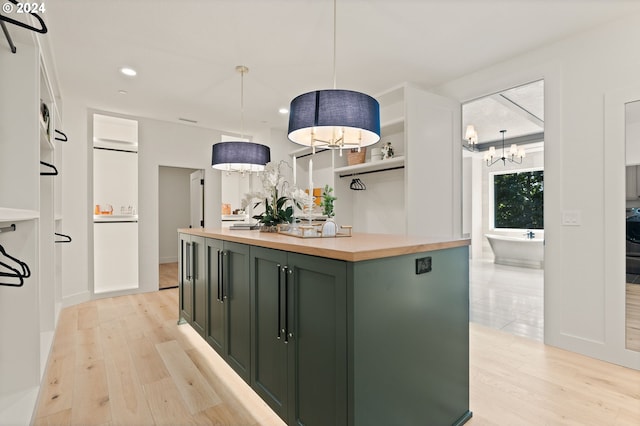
(320, 185, 337, 218)
(494, 170, 544, 229)
(252, 189, 296, 226)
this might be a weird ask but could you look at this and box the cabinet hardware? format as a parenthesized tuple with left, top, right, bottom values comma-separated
(185, 242, 191, 281)
(221, 251, 227, 302)
(277, 263, 282, 339)
(284, 266, 290, 344)
(216, 249, 222, 302)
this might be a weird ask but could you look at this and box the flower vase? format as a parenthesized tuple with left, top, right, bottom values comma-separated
(260, 224, 278, 233)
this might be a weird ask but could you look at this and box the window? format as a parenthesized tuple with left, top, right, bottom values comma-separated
(493, 170, 543, 229)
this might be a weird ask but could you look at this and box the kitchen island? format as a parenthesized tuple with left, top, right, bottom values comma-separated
(178, 228, 472, 426)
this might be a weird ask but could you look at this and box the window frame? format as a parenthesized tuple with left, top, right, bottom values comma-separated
(488, 167, 544, 231)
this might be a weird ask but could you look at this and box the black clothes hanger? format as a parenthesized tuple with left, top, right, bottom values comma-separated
(40, 161, 58, 176)
(54, 129, 68, 142)
(0, 1, 48, 34)
(54, 233, 71, 243)
(350, 178, 366, 190)
(0, 261, 24, 287)
(0, 244, 30, 278)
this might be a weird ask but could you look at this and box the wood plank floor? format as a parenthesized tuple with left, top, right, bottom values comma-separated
(159, 262, 178, 290)
(33, 289, 640, 425)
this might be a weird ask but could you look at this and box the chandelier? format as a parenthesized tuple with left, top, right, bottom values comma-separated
(484, 130, 525, 166)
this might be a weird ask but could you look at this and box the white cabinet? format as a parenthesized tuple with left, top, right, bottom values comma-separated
(93, 115, 139, 293)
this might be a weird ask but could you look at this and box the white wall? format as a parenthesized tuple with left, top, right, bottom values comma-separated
(60, 101, 291, 304)
(159, 166, 196, 263)
(435, 13, 640, 369)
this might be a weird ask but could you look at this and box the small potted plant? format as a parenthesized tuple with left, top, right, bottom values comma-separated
(320, 185, 337, 218)
(320, 185, 338, 236)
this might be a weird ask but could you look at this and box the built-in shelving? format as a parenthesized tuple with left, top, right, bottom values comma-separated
(0, 207, 40, 222)
(334, 156, 405, 177)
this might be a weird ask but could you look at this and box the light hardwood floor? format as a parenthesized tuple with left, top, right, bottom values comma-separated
(159, 262, 178, 290)
(34, 289, 640, 425)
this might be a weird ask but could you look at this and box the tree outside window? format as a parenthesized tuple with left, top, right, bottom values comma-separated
(493, 170, 543, 229)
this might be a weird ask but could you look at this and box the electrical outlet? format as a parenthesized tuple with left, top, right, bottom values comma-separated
(416, 257, 432, 274)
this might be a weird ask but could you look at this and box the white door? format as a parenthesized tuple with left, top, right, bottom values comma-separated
(190, 170, 204, 228)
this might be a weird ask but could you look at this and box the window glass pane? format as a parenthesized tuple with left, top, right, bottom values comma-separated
(494, 170, 544, 229)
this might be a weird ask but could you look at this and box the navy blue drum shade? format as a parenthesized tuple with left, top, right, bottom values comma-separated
(211, 141, 271, 173)
(287, 89, 380, 148)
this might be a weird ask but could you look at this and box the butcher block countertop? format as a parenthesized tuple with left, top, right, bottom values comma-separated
(179, 228, 469, 262)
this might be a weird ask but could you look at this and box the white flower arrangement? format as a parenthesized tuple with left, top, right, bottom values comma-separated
(242, 161, 312, 226)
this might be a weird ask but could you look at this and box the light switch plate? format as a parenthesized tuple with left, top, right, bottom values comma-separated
(562, 210, 581, 226)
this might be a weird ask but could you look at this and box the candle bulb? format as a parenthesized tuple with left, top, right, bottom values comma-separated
(309, 159, 313, 193)
(293, 156, 297, 186)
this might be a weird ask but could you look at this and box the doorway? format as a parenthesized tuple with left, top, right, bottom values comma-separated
(462, 80, 545, 341)
(158, 166, 203, 289)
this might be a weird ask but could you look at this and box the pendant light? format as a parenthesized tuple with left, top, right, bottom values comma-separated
(212, 65, 271, 173)
(287, 0, 380, 155)
(484, 130, 525, 167)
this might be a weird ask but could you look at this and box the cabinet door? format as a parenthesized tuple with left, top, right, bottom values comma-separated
(287, 253, 347, 426)
(178, 234, 193, 324)
(205, 238, 224, 355)
(251, 246, 289, 421)
(224, 241, 251, 382)
(191, 236, 206, 337)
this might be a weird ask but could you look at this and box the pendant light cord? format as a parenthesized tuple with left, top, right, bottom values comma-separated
(333, 0, 337, 89)
(236, 65, 248, 140)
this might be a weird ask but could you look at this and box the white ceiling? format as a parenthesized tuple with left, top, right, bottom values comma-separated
(27, 0, 640, 138)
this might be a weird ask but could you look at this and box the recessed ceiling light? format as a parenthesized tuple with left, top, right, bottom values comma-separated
(120, 67, 137, 77)
(279, 108, 289, 114)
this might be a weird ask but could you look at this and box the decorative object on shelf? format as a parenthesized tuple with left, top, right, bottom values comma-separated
(286, 0, 380, 155)
(484, 129, 525, 167)
(211, 65, 271, 174)
(320, 185, 337, 217)
(382, 142, 394, 159)
(463, 124, 478, 152)
(347, 147, 367, 165)
(243, 160, 311, 228)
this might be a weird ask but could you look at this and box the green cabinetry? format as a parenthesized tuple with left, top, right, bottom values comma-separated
(204, 239, 252, 382)
(178, 234, 206, 337)
(250, 247, 347, 425)
(178, 231, 471, 426)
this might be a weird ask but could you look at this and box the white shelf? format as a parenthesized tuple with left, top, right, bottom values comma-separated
(334, 156, 405, 176)
(0, 207, 40, 222)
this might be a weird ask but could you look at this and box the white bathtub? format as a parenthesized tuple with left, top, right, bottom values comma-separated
(485, 234, 544, 269)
